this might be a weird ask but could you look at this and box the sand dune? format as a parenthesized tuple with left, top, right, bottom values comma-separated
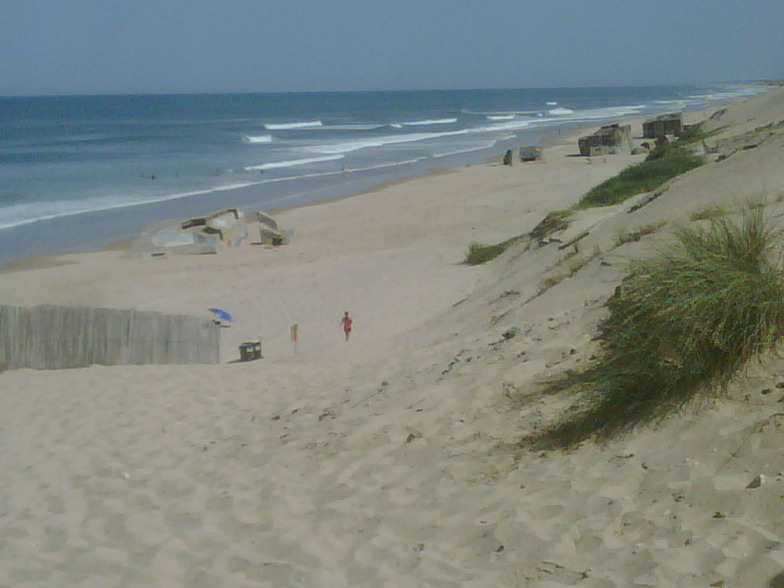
(2, 86, 784, 587)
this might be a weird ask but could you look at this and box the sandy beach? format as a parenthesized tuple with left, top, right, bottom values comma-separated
(2, 85, 784, 587)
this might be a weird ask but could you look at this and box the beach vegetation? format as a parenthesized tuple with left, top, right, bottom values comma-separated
(671, 121, 719, 146)
(689, 204, 730, 222)
(537, 274, 565, 294)
(530, 209, 574, 242)
(576, 124, 713, 209)
(749, 198, 772, 210)
(613, 222, 667, 247)
(652, 121, 726, 155)
(464, 235, 525, 265)
(577, 147, 704, 208)
(527, 204, 784, 447)
(537, 248, 601, 294)
(464, 208, 575, 265)
(566, 249, 600, 277)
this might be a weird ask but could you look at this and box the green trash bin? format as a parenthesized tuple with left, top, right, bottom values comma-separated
(239, 341, 262, 361)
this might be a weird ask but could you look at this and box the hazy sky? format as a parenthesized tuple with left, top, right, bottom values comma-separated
(2, 0, 783, 96)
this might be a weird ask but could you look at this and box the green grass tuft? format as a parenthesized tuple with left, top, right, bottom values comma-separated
(689, 204, 730, 222)
(530, 209, 574, 241)
(577, 148, 703, 208)
(613, 222, 667, 247)
(465, 208, 575, 265)
(528, 204, 784, 448)
(464, 235, 524, 265)
(674, 123, 708, 144)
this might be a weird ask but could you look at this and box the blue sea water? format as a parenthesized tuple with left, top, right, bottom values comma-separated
(0, 84, 767, 266)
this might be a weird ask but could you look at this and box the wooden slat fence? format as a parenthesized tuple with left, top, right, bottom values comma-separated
(0, 305, 219, 370)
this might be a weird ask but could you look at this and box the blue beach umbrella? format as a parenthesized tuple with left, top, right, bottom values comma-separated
(208, 308, 234, 322)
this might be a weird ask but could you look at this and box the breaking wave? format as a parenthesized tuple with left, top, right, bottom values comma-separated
(244, 154, 344, 172)
(0, 181, 259, 232)
(301, 128, 476, 156)
(400, 118, 458, 126)
(243, 134, 273, 143)
(263, 121, 323, 130)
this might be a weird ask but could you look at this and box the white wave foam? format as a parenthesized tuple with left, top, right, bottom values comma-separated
(318, 124, 387, 131)
(480, 103, 649, 132)
(243, 134, 273, 143)
(574, 105, 646, 119)
(485, 119, 537, 132)
(463, 109, 539, 116)
(301, 127, 480, 156)
(530, 104, 646, 125)
(244, 154, 344, 172)
(0, 151, 437, 232)
(400, 118, 458, 126)
(263, 121, 323, 130)
(5, 88, 743, 235)
(546, 101, 558, 106)
(338, 157, 425, 173)
(0, 181, 260, 232)
(688, 87, 764, 102)
(56, 133, 117, 144)
(431, 137, 507, 159)
(257, 157, 426, 187)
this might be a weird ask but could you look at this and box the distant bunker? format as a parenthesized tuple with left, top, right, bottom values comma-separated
(131, 208, 289, 257)
(643, 113, 684, 139)
(578, 124, 632, 156)
(502, 145, 544, 165)
(519, 146, 544, 162)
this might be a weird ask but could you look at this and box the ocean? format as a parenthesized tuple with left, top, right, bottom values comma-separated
(0, 84, 766, 267)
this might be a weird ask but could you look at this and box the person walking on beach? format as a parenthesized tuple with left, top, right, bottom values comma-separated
(340, 311, 353, 342)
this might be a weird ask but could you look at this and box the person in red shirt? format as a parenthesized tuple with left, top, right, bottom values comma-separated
(340, 311, 353, 342)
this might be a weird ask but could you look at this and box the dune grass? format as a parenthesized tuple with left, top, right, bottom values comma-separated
(530, 209, 574, 242)
(464, 235, 525, 265)
(464, 208, 577, 265)
(577, 147, 703, 208)
(688, 204, 730, 222)
(576, 123, 714, 209)
(528, 204, 784, 447)
(613, 221, 667, 247)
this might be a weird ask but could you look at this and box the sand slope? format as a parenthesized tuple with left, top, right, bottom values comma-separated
(2, 87, 784, 587)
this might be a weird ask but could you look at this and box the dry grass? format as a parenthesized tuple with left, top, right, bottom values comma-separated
(527, 203, 784, 447)
(464, 235, 525, 265)
(537, 249, 601, 294)
(689, 204, 730, 222)
(613, 222, 667, 247)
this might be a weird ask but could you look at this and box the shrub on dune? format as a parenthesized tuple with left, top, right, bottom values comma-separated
(530, 204, 784, 447)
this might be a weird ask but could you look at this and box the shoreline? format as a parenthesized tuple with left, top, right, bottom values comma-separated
(0, 85, 766, 272)
(0, 103, 708, 274)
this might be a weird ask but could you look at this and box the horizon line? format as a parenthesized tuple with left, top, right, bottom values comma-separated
(3, 80, 776, 100)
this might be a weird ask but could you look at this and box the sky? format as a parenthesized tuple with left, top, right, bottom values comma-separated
(1, 0, 783, 96)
